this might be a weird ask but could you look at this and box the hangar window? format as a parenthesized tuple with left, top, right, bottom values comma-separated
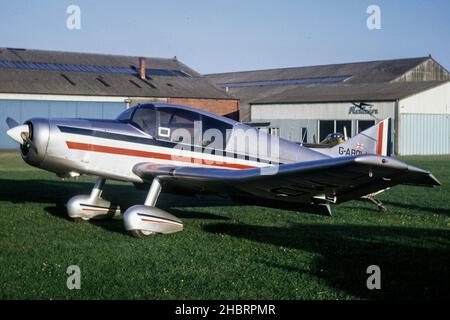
(269, 127, 280, 136)
(319, 120, 352, 142)
(357, 120, 375, 133)
(319, 121, 334, 142)
(336, 120, 352, 137)
(300, 128, 308, 143)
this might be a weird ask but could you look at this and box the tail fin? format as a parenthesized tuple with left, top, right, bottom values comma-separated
(312, 118, 392, 157)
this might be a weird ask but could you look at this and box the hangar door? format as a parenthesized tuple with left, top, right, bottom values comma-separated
(399, 114, 450, 155)
(0, 100, 127, 149)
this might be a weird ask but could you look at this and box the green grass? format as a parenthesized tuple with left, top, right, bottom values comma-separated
(0, 152, 449, 299)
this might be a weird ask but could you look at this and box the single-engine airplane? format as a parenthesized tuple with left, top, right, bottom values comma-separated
(5, 103, 440, 237)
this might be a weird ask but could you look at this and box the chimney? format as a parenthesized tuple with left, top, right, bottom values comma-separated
(138, 57, 146, 79)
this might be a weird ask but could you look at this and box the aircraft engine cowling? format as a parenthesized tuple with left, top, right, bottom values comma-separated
(20, 118, 50, 168)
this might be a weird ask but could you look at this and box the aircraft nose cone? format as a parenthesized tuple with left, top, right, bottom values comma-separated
(6, 124, 29, 144)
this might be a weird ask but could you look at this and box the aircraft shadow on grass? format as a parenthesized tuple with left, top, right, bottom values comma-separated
(0, 179, 232, 227)
(2, 178, 449, 215)
(382, 200, 450, 216)
(2, 178, 449, 298)
(202, 222, 450, 299)
(0, 178, 232, 207)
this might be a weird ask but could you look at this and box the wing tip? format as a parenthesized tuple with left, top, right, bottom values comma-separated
(428, 173, 442, 187)
(354, 155, 441, 187)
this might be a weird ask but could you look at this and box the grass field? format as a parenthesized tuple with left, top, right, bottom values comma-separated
(0, 152, 449, 300)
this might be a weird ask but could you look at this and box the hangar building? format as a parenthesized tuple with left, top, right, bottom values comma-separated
(207, 57, 450, 155)
(0, 48, 238, 149)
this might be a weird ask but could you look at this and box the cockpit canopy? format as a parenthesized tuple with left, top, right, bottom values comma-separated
(117, 103, 236, 147)
(320, 132, 345, 146)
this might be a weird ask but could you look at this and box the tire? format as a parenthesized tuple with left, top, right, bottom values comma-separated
(130, 229, 158, 238)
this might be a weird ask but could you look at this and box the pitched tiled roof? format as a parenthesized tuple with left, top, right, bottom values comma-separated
(0, 48, 233, 99)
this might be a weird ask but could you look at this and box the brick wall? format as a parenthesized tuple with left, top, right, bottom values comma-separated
(168, 98, 239, 120)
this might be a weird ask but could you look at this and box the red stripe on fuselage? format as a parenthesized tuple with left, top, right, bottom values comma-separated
(65, 141, 256, 170)
(376, 121, 384, 155)
(141, 218, 182, 226)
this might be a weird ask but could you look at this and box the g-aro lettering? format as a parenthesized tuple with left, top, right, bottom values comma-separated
(338, 147, 364, 156)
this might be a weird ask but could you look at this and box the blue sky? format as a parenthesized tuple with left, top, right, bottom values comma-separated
(0, 0, 448, 74)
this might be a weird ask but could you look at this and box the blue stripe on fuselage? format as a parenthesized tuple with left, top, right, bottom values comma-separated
(57, 125, 277, 165)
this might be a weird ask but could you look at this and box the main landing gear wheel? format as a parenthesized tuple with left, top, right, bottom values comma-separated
(130, 229, 158, 238)
(123, 177, 183, 238)
(66, 178, 121, 221)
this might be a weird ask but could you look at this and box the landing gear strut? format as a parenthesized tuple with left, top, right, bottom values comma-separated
(123, 177, 183, 238)
(362, 195, 387, 212)
(67, 178, 121, 220)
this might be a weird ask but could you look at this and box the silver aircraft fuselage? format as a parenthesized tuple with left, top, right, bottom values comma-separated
(7, 103, 440, 236)
(20, 104, 327, 183)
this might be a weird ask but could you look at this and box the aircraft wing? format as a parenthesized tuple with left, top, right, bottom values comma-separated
(133, 155, 440, 214)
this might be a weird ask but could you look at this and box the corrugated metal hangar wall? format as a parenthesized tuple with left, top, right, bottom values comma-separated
(0, 99, 126, 148)
(400, 114, 449, 155)
(398, 82, 450, 155)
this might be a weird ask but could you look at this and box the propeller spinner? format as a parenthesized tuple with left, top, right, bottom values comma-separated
(5, 118, 38, 153)
(7, 123, 29, 144)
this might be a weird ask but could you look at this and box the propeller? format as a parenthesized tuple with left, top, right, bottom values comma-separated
(6, 117, 19, 129)
(20, 131, 38, 153)
(5, 118, 38, 153)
